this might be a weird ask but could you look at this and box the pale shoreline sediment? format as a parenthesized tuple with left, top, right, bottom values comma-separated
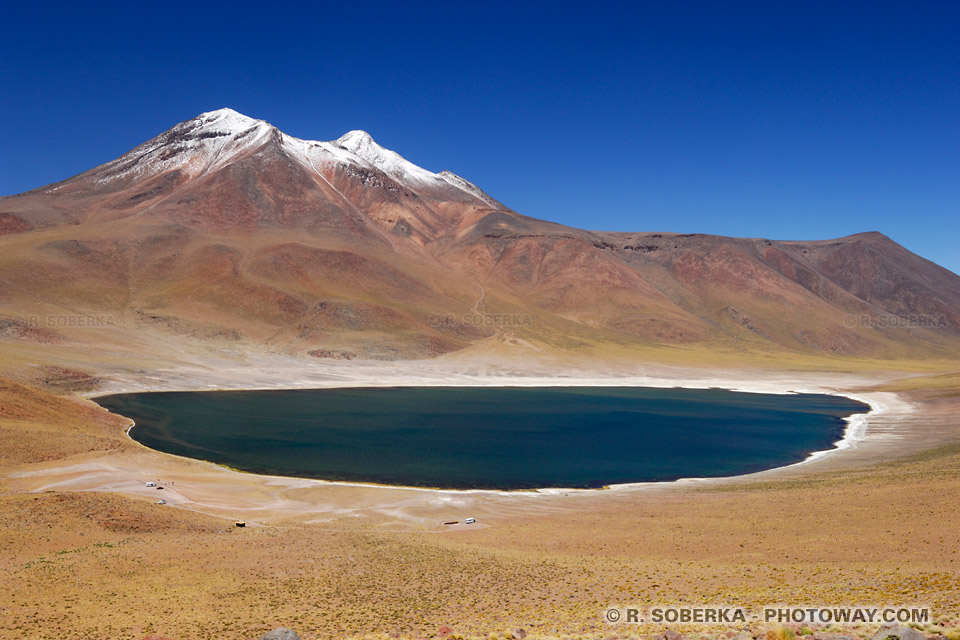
(10, 358, 948, 523)
(102, 377, 880, 495)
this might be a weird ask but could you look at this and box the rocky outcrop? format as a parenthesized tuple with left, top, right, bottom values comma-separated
(870, 626, 927, 640)
(258, 628, 301, 640)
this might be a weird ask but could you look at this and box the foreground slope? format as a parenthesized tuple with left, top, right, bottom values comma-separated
(1, 372, 959, 639)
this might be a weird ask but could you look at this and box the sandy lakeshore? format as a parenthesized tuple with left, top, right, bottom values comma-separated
(5, 356, 950, 528)
(2, 355, 959, 639)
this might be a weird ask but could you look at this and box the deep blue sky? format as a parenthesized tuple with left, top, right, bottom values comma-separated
(2, 1, 958, 273)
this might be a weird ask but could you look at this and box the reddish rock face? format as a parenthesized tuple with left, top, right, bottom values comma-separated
(1, 108, 958, 360)
(0, 212, 30, 235)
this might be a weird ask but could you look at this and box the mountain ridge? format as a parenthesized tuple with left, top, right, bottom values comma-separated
(1, 109, 958, 366)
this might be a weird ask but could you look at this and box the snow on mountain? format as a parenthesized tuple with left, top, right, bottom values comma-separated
(289, 127, 504, 206)
(332, 130, 466, 196)
(437, 170, 501, 207)
(199, 107, 265, 133)
(95, 109, 500, 207)
(96, 108, 276, 185)
(280, 135, 362, 171)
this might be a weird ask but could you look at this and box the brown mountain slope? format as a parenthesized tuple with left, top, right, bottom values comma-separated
(1, 108, 958, 365)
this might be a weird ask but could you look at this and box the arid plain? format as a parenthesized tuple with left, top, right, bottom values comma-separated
(1, 110, 959, 639)
(2, 349, 959, 640)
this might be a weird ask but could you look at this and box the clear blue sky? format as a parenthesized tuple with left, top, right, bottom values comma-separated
(2, 1, 958, 274)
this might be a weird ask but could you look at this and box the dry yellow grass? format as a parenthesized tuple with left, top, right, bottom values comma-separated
(1, 374, 959, 640)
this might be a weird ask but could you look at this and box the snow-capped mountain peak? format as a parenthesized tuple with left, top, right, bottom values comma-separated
(194, 108, 270, 134)
(332, 129, 469, 196)
(334, 130, 437, 184)
(336, 129, 376, 147)
(94, 108, 278, 185)
(96, 109, 501, 208)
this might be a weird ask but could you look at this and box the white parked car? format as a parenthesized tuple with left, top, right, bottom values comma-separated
(145, 482, 156, 487)
(464, 518, 476, 524)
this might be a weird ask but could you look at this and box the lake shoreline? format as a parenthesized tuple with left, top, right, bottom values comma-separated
(12, 357, 919, 510)
(9, 357, 944, 530)
(98, 385, 871, 493)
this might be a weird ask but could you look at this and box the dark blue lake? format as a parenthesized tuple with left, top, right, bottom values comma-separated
(96, 386, 869, 490)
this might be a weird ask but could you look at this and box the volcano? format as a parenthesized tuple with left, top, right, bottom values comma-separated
(1, 108, 958, 363)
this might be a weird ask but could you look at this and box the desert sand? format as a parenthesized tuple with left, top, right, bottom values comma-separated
(2, 355, 959, 640)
